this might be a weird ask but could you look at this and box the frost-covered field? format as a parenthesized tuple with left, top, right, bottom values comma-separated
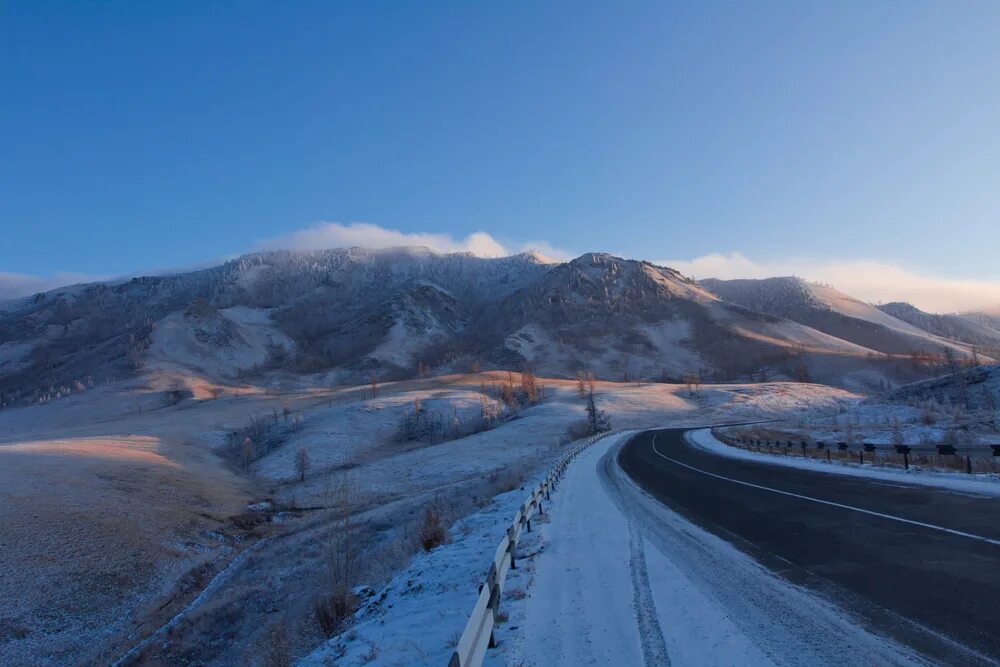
(0, 369, 855, 665)
(768, 364, 998, 449)
(296, 383, 857, 666)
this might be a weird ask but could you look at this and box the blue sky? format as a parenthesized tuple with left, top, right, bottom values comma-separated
(2, 1, 1000, 310)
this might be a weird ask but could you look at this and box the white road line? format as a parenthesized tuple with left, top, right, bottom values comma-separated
(649, 433, 1000, 548)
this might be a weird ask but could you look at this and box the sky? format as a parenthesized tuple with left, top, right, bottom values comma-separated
(2, 1, 1000, 311)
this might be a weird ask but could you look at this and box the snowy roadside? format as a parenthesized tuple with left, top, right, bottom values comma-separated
(494, 432, 926, 667)
(298, 475, 548, 666)
(689, 429, 1000, 496)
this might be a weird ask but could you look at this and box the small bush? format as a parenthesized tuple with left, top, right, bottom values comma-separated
(420, 507, 450, 552)
(259, 622, 292, 667)
(314, 585, 359, 636)
(504, 587, 527, 600)
(565, 419, 592, 441)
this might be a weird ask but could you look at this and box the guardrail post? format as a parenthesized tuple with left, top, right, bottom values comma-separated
(967, 455, 972, 474)
(507, 526, 517, 570)
(859, 450, 863, 465)
(480, 562, 501, 648)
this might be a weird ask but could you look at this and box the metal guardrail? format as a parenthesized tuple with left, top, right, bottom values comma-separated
(712, 429, 999, 473)
(447, 428, 625, 667)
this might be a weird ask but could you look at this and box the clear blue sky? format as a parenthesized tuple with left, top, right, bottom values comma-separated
(3, 1, 1000, 282)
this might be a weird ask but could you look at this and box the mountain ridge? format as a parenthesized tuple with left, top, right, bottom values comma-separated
(0, 248, 989, 405)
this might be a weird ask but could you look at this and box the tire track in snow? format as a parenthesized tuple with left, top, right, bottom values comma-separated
(600, 442, 670, 665)
(602, 436, 933, 666)
(627, 521, 671, 666)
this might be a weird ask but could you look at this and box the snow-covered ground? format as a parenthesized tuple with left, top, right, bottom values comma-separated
(299, 478, 548, 666)
(690, 429, 1000, 496)
(500, 433, 924, 666)
(301, 427, 931, 667)
(0, 371, 857, 665)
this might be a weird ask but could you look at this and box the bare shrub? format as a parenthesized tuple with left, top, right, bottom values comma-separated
(565, 419, 593, 441)
(504, 587, 527, 600)
(313, 585, 359, 636)
(420, 506, 450, 552)
(295, 447, 311, 482)
(314, 473, 361, 636)
(257, 621, 293, 667)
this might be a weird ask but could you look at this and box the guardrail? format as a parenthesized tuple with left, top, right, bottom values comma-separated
(712, 429, 999, 474)
(448, 427, 625, 667)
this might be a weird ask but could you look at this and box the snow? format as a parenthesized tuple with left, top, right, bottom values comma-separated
(499, 433, 924, 666)
(0, 371, 859, 665)
(806, 283, 929, 336)
(689, 428, 1000, 496)
(147, 307, 294, 378)
(301, 423, 931, 666)
(298, 482, 544, 666)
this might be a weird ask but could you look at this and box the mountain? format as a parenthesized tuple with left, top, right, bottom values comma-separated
(961, 310, 1000, 337)
(876, 302, 1000, 356)
(699, 277, 975, 358)
(0, 249, 984, 404)
(0, 247, 552, 404)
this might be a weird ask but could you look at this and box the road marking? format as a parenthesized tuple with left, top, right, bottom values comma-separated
(649, 433, 1000, 548)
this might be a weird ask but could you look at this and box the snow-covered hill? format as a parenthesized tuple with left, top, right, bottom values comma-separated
(0, 249, 987, 405)
(700, 276, 976, 358)
(877, 302, 1000, 354)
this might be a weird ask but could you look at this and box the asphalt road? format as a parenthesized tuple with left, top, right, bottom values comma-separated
(619, 428, 1000, 665)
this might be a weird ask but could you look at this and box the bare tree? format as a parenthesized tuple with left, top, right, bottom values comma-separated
(891, 416, 904, 447)
(520, 367, 539, 404)
(943, 348, 969, 409)
(241, 437, 254, 470)
(295, 446, 311, 482)
(581, 373, 611, 435)
(315, 472, 361, 635)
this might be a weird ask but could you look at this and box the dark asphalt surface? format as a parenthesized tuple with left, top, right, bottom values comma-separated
(619, 428, 1000, 665)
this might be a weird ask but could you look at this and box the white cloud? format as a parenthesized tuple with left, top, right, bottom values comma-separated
(260, 222, 509, 257)
(0, 271, 104, 301)
(259, 221, 572, 262)
(656, 252, 1000, 314)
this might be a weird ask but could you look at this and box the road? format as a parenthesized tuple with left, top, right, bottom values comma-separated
(507, 431, 969, 666)
(619, 428, 1000, 664)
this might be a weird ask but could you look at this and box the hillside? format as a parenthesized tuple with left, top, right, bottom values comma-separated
(0, 250, 982, 404)
(700, 277, 975, 359)
(877, 302, 1000, 355)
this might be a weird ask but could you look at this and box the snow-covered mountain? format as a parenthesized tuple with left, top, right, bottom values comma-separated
(699, 277, 975, 358)
(0, 248, 988, 404)
(876, 302, 1000, 354)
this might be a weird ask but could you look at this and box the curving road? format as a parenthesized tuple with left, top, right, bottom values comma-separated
(619, 428, 1000, 665)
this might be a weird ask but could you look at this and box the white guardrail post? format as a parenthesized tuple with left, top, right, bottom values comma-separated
(447, 428, 624, 667)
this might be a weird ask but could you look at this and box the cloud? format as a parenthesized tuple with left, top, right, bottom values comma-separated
(656, 252, 1000, 314)
(0, 271, 105, 301)
(260, 222, 508, 257)
(259, 221, 572, 262)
